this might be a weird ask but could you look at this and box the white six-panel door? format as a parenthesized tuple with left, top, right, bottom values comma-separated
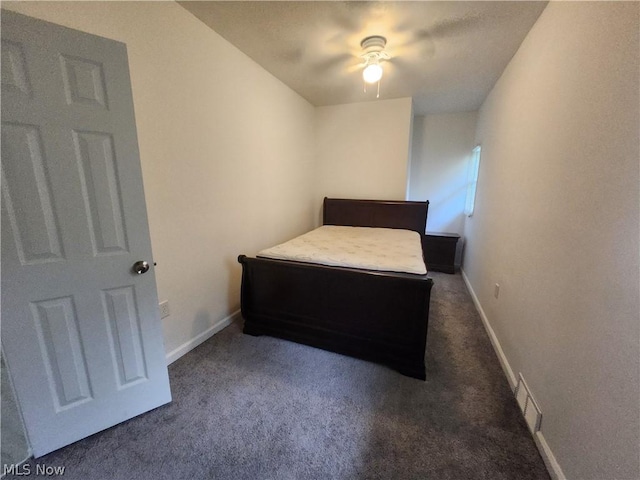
(1, 11, 171, 457)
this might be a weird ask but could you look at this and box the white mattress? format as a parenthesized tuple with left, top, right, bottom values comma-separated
(257, 225, 427, 275)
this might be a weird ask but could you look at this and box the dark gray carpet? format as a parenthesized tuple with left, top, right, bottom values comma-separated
(8, 272, 549, 480)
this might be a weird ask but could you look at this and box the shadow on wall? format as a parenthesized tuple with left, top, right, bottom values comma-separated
(1, 349, 30, 468)
(190, 254, 244, 348)
(425, 185, 468, 267)
(407, 113, 478, 244)
(425, 185, 468, 234)
(227, 255, 242, 315)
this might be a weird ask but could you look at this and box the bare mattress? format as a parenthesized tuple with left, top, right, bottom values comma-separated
(257, 225, 427, 275)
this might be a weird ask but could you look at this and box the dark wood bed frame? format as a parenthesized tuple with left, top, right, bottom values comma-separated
(237, 198, 434, 380)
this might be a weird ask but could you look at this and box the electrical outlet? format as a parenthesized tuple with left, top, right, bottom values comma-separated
(494, 283, 500, 298)
(159, 301, 170, 318)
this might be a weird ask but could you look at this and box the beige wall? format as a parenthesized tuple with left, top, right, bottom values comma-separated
(3, 1, 317, 360)
(463, 2, 639, 479)
(314, 98, 413, 219)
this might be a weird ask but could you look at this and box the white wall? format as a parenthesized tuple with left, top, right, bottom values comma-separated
(408, 112, 477, 264)
(3, 1, 317, 360)
(314, 98, 413, 219)
(463, 3, 639, 479)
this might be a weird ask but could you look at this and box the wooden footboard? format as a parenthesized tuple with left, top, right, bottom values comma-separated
(238, 255, 434, 380)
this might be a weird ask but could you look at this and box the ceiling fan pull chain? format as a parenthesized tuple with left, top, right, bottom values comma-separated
(376, 78, 381, 99)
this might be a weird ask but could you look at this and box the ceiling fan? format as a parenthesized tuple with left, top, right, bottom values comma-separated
(302, 4, 486, 100)
(358, 35, 390, 98)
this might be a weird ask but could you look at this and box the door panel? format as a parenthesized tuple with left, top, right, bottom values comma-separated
(1, 11, 171, 457)
(1, 39, 32, 96)
(2, 123, 65, 264)
(102, 285, 148, 387)
(30, 296, 93, 411)
(60, 54, 109, 109)
(73, 130, 129, 255)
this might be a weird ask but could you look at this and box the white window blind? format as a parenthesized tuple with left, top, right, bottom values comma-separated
(464, 145, 481, 216)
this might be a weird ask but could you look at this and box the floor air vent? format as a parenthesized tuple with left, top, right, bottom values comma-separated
(515, 373, 542, 433)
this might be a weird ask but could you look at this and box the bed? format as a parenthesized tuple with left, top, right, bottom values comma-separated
(237, 198, 434, 380)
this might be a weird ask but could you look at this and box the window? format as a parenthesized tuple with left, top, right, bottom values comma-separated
(464, 145, 481, 216)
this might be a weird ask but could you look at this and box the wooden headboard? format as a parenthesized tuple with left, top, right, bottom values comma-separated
(322, 198, 429, 236)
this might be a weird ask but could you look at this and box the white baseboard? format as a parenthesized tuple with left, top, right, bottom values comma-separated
(165, 310, 240, 365)
(460, 268, 565, 480)
(535, 431, 567, 480)
(460, 269, 517, 389)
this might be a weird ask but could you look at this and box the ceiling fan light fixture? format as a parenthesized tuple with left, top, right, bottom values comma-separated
(359, 35, 390, 97)
(363, 63, 383, 84)
(360, 35, 387, 53)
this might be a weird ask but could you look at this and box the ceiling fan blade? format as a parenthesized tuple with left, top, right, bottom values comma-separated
(347, 61, 366, 74)
(309, 53, 353, 75)
(390, 33, 436, 61)
(329, 1, 375, 31)
(276, 47, 305, 65)
(394, 13, 482, 54)
(429, 14, 483, 38)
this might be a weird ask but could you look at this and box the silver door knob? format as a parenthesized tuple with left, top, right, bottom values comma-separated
(132, 260, 150, 275)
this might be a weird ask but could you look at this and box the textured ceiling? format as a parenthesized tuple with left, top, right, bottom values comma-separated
(178, 1, 547, 115)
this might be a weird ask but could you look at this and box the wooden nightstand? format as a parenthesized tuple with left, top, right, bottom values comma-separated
(423, 232, 460, 274)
